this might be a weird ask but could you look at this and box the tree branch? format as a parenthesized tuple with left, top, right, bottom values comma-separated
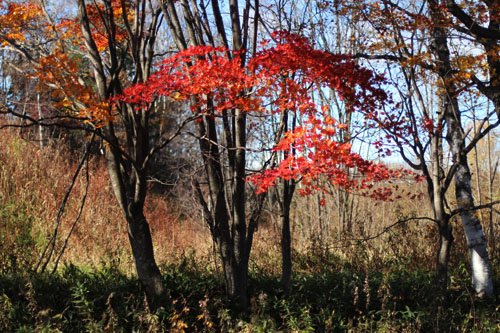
(446, 0, 500, 40)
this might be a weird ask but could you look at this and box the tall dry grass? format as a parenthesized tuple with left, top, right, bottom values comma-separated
(0, 129, 211, 274)
(1, 127, 498, 278)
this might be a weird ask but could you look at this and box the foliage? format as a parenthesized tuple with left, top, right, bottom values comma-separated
(0, 1, 42, 46)
(119, 31, 411, 199)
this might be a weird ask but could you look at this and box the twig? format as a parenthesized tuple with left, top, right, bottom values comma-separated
(34, 134, 95, 273)
(449, 200, 500, 218)
(327, 216, 436, 249)
(51, 146, 92, 274)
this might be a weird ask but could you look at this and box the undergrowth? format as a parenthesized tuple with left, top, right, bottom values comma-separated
(0, 259, 498, 332)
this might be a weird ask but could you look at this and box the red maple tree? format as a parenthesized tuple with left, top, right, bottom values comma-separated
(120, 31, 410, 200)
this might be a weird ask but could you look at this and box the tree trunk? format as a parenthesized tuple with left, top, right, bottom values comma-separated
(77, 0, 168, 309)
(160, 0, 258, 311)
(231, 108, 248, 309)
(217, 243, 248, 310)
(278, 110, 295, 294)
(281, 203, 292, 293)
(428, 0, 494, 297)
(443, 55, 494, 298)
(127, 210, 167, 309)
(197, 113, 249, 310)
(454, 160, 494, 297)
(216, 223, 248, 309)
(105, 146, 167, 310)
(430, 131, 452, 287)
(436, 220, 452, 286)
(229, 260, 248, 310)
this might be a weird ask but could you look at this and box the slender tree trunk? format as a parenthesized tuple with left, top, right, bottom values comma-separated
(232, 109, 248, 308)
(233, 260, 248, 310)
(75, 0, 169, 310)
(278, 110, 295, 294)
(436, 219, 453, 285)
(442, 52, 493, 298)
(215, 234, 248, 309)
(433, 180, 452, 287)
(217, 226, 247, 309)
(197, 114, 249, 310)
(486, 128, 497, 256)
(430, 131, 452, 287)
(161, 0, 259, 311)
(105, 144, 167, 309)
(281, 186, 292, 293)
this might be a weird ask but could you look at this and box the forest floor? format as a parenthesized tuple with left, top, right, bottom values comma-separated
(1, 257, 499, 332)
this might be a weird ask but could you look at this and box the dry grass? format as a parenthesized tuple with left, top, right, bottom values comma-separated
(0, 127, 498, 277)
(0, 129, 211, 273)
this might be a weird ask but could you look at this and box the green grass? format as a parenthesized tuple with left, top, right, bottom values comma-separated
(1, 260, 498, 332)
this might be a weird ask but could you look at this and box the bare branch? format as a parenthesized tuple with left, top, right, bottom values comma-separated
(450, 200, 500, 218)
(34, 133, 95, 273)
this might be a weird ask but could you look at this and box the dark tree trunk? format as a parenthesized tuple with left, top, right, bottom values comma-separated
(105, 148, 167, 310)
(231, 108, 248, 308)
(197, 114, 250, 310)
(281, 196, 292, 293)
(436, 219, 453, 286)
(279, 110, 296, 294)
(223, 258, 248, 310)
(77, 0, 168, 309)
(126, 209, 167, 310)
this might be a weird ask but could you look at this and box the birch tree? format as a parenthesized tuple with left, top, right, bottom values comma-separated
(348, 0, 498, 296)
